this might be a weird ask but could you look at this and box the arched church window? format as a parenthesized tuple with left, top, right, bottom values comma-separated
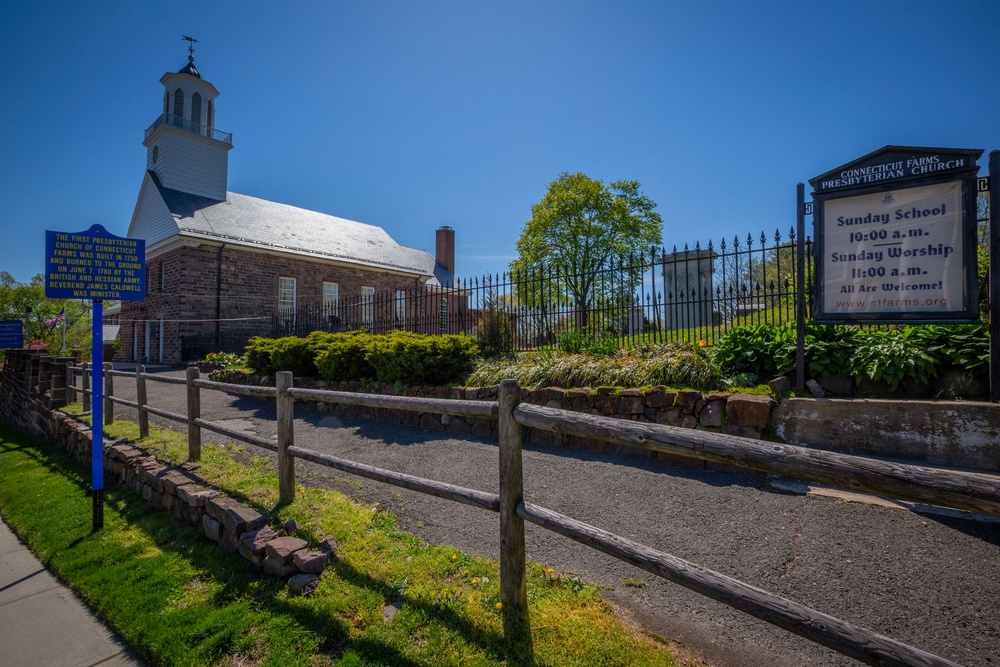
(152, 145, 159, 164)
(191, 92, 202, 133)
(173, 88, 184, 127)
(207, 99, 214, 131)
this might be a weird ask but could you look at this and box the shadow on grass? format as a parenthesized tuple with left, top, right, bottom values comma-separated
(108, 478, 538, 666)
(0, 418, 538, 666)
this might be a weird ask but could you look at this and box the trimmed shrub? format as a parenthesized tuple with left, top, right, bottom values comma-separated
(315, 331, 375, 382)
(245, 336, 279, 373)
(367, 332, 479, 385)
(245, 331, 344, 377)
(268, 336, 318, 378)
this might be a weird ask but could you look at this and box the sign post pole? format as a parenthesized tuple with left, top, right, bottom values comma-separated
(796, 183, 806, 392)
(91, 300, 104, 531)
(989, 151, 999, 402)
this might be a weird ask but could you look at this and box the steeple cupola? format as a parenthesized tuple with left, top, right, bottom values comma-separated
(143, 40, 233, 201)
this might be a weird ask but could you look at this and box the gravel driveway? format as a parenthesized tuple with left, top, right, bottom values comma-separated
(108, 368, 1000, 667)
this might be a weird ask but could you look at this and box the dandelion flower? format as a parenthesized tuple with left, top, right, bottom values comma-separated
(546, 568, 554, 574)
(451, 555, 457, 561)
(495, 602, 503, 609)
(472, 577, 480, 584)
(698, 340, 707, 348)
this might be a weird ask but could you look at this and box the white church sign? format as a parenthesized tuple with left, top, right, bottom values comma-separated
(809, 146, 982, 323)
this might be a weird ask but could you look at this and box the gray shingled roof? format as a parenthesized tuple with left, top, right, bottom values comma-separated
(150, 172, 449, 284)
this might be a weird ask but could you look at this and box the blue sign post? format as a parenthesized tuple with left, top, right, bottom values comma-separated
(45, 224, 145, 531)
(0, 320, 23, 349)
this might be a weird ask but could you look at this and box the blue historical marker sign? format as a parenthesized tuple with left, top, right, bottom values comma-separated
(44, 224, 146, 301)
(0, 320, 23, 349)
(43, 224, 145, 531)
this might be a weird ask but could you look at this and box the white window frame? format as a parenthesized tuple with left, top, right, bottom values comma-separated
(279, 277, 296, 326)
(361, 286, 375, 327)
(395, 290, 406, 327)
(323, 282, 339, 312)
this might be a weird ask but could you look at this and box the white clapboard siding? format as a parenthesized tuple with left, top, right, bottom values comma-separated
(128, 172, 179, 244)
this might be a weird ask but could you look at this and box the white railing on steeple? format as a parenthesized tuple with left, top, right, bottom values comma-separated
(144, 113, 232, 144)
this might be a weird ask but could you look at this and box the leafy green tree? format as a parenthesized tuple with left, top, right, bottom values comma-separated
(0, 273, 92, 360)
(510, 172, 663, 333)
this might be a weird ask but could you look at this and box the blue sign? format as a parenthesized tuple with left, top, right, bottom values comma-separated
(0, 320, 22, 349)
(41, 223, 145, 531)
(45, 224, 145, 301)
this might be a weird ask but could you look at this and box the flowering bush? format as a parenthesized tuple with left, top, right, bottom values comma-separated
(199, 351, 245, 368)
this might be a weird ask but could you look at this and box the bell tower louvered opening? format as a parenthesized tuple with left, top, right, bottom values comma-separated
(191, 92, 202, 134)
(172, 88, 184, 127)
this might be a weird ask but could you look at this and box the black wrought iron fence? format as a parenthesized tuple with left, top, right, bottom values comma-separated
(269, 228, 814, 352)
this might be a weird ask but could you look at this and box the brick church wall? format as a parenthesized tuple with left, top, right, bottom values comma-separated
(117, 243, 462, 364)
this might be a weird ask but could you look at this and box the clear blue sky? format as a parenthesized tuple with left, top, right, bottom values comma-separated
(1, 0, 998, 285)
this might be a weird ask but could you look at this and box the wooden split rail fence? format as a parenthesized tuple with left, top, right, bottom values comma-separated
(64, 362, 1000, 667)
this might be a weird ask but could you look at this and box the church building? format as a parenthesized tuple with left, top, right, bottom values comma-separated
(119, 51, 463, 364)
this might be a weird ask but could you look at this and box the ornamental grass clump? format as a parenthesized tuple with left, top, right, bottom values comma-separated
(465, 341, 720, 390)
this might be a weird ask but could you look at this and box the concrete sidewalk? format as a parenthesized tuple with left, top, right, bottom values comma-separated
(0, 518, 142, 667)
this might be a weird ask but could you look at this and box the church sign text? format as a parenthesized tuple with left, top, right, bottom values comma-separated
(809, 146, 982, 323)
(45, 225, 146, 301)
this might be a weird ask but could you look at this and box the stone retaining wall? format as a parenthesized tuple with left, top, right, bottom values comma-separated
(231, 373, 777, 467)
(771, 397, 1000, 472)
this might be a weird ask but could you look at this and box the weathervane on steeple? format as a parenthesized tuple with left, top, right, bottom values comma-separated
(181, 35, 198, 60)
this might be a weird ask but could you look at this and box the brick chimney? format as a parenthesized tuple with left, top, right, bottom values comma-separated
(435, 226, 455, 275)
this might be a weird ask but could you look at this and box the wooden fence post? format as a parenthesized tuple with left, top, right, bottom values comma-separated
(498, 379, 532, 661)
(82, 363, 91, 412)
(136, 364, 149, 438)
(103, 362, 113, 425)
(186, 366, 201, 460)
(276, 371, 296, 504)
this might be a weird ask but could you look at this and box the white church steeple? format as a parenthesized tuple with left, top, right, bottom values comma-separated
(143, 39, 232, 201)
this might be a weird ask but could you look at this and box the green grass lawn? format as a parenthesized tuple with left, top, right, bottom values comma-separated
(0, 415, 682, 667)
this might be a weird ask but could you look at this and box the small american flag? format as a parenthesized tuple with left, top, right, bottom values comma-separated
(45, 307, 65, 327)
